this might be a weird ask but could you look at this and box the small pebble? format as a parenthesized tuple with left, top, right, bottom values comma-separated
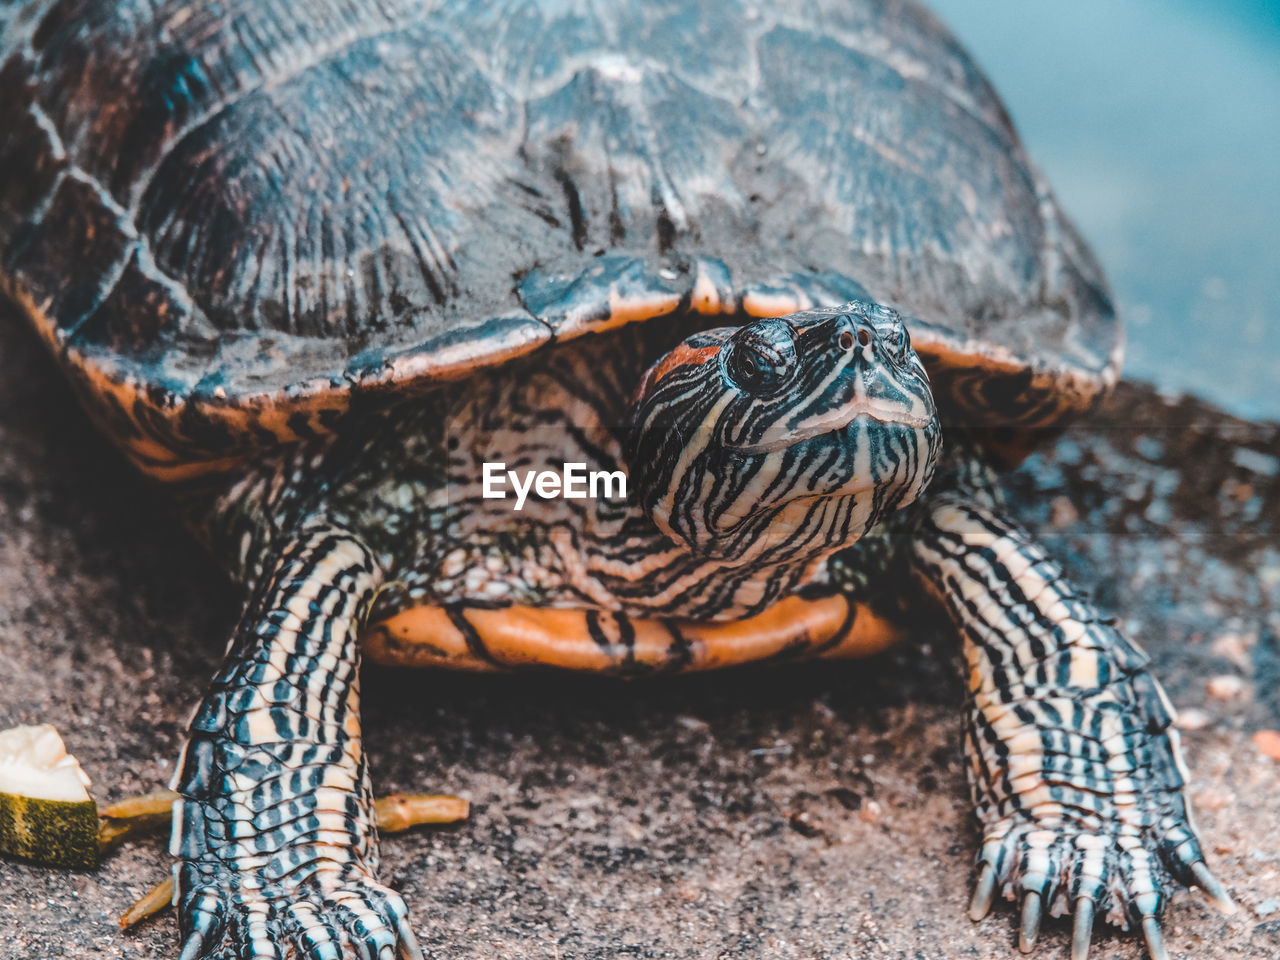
(858, 799, 883, 824)
(810, 702, 837, 723)
(1133, 436, 1163, 461)
(1207, 675, 1247, 701)
(1232, 447, 1279, 477)
(788, 810, 823, 838)
(1175, 707, 1212, 731)
(1210, 632, 1254, 671)
(1048, 496, 1079, 529)
(1256, 898, 1280, 918)
(1252, 729, 1280, 761)
(1192, 785, 1234, 812)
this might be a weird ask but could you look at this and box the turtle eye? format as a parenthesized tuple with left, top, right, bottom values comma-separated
(726, 339, 785, 393)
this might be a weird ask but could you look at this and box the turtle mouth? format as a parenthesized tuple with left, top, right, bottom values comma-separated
(727, 402, 934, 456)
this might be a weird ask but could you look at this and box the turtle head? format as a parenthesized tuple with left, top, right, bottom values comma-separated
(628, 301, 941, 561)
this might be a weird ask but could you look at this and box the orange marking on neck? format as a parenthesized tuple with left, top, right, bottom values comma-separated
(632, 340, 723, 409)
(649, 342, 721, 386)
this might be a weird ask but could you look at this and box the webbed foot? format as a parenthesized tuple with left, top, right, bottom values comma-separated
(968, 811, 1233, 960)
(177, 865, 422, 960)
(106, 791, 468, 934)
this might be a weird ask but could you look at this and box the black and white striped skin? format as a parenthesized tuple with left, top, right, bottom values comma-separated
(629, 304, 938, 569)
(170, 524, 419, 960)
(910, 454, 1235, 960)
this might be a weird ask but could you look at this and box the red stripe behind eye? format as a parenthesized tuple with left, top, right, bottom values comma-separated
(651, 343, 721, 385)
(633, 343, 722, 405)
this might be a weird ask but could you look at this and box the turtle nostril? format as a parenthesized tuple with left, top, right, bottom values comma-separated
(839, 331, 855, 351)
(857, 328, 872, 347)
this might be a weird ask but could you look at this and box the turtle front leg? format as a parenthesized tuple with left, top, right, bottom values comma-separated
(912, 466, 1232, 960)
(170, 523, 421, 960)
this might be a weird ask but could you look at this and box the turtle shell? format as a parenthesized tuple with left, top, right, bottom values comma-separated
(0, 0, 1118, 480)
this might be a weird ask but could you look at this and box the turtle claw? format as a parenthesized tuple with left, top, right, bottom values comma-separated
(968, 812, 1226, 960)
(177, 883, 226, 958)
(971, 862, 998, 921)
(177, 932, 205, 960)
(1018, 891, 1042, 953)
(1070, 897, 1095, 960)
(396, 914, 425, 960)
(329, 882, 419, 960)
(1141, 916, 1170, 960)
(1190, 860, 1236, 915)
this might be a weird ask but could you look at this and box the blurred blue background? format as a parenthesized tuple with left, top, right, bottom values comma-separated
(929, 0, 1280, 420)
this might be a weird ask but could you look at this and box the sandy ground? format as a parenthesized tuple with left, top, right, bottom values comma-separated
(1, 304, 1278, 960)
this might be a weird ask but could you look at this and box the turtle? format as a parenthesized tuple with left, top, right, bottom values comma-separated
(0, 0, 1235, 958)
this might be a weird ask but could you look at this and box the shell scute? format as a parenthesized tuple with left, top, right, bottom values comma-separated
(0, 0, 1121, 474)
